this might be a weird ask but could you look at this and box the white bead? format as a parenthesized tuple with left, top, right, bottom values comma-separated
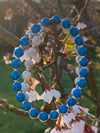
(24, 60, 34, 70)
(70, 36, 76, 43)
(27, 47, 37, 58)
(63, 28, 70, 34)
(25, 94, 29, 101)
(32, 35, 41, 46)
(75, 66, 82, 75)
(21, 82, 30, 92)
(22, 71, 31, 81)
(74, 77, 81, 85)
(75, 56, 83, 64)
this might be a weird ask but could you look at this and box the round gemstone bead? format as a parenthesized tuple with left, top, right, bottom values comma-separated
(74, 77, 81, 85)
(78, 47, 87, 56)
(53, 15, 61, 24)
(70, 27, 79, 36)
(12, 82, 21, 91)
(12, 59, 21, 69)
(50, 111, 59, 120)
(31, 24, 40, 33)
(29, 108, 39, 119)
(59, 105, 68, 114)
(22, 101, 31, 111)
(75, 36, 84, 46)
(39, 111, 48, 122)
(11, 71, 20, 80)
(72, 88, 82, 98)
(22, 71, 31, 81)
(80, 69, 88, 78)
(15, 47, 24, 58)
(67, 97, 76, 106)
(16, 93, 25, 102)
(77, 79, 86, 88)
(79, 58, 88, 67)
(20, 37, 29, 46)
(62, 19, 71, 29)
(41, 18, 50, 27)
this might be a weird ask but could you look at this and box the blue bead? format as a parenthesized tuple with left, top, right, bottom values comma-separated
(80, 69, 88, 78)
(11, 71, 20, 80)
(22, 101, 31, 111)
(62, 19, 71, 29)
(15, 47, 24, 58)
(16, 93, 25, 102)
(59, 105, 68, 114)
(50, 111, 59, 120)
(67, 97, 76, 106)
(39, 111, 48, 122)
(70, 27, 79, 36)
(75, 36, 84, 46)
(41, 18, 50, 27)
(29, 108, 39, 119)
(77, 79, 86, 88)
(31, 24, 40, 33)
(80, 58, 88, 67)
(12, 59, 21, 69)
(12, 82, 21, 91)
(78, 47, 87, 56)
(53, 15, 61, 24)
(20, 37, 29, 46)
(72, 88, 82, 98)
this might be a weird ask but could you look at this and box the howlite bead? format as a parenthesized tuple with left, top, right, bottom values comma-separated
(70, 27, 79, 36)
(62, 19, 71, 29)
(12, 59, 21, 69)
(12, 82, 21, 91)
(31, 24, 40, 33)
(59, 105, 68, 114)
(16, 93, 25, 102)
(20, 37, 29, 46)
(50, 111, 59, 120)
(11, 71, 20, 80)
(53, 15, 61, 24)
(39, 112, 48, 122)
(15, 47, 24, 58)
(29, 108, 39, 119)
(67, 97, 76, 106)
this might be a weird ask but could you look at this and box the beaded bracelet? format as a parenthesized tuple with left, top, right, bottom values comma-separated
(11, 15, 88, 122)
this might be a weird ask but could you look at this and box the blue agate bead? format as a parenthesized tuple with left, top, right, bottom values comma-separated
(77, 79, 86, 88)
(15, 47, 24, 58)
(29, 108, 39, 119)
(80, 58, 88, 67)
(11, 71, 20, 80)
(50, 111, 59, 120)
(12, 59, 21, 69)
(22, 101, 31, 111)
(62, 19, 71, 29)
(53, 15, 61, 24)
(75, 36, 84, 46)
(31, 24, 40, 33)
(67, 97, 76, 106)
(70, 27, 79, 36)
(41, 18, 50, 27)
(20, 37, 29, 46)
(78, 47, 87, 56)
(12, 82, 21, 91)
(39, 112, 48, 122)
(72, 88, 82, 98)
(59, 105, 68, 114)
(16, 93, 25, 102)
(80, 69, 88, 78)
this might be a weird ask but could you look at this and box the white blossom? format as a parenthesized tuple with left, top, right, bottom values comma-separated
(32, 53, 41, 64)
(32, 35, 41, 47)
(22, 71, 31, 81)
(77, 22, 87, 30)
(91, 126, 98, 133)
(51, 89, 61, 99)
(62, 113, 75, 125)
(50, 128, 64, 133)
(25, 90, 39, 102)
(20, 50, 29, 62)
